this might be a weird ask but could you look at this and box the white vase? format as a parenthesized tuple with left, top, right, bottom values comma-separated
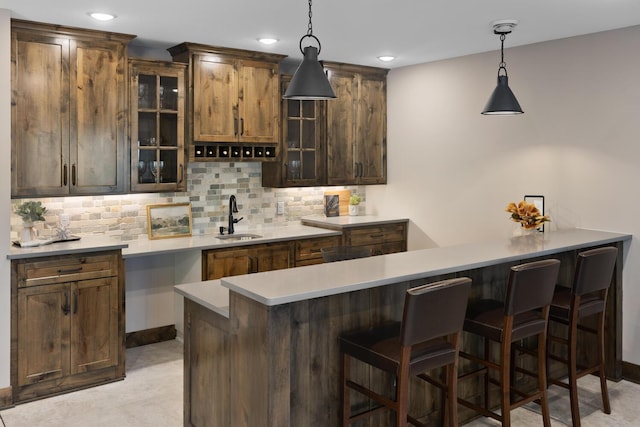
(349, 205, 359, 216)
(21, 223, 37, 242)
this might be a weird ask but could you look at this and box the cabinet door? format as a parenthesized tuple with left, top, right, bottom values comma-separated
(239, 60, 279, 143)
(193, 54, 238, 142)
(130, 60, 187, 192)
(204, 248, 251, 280)
(356, 75, 387, 184)
(70, 277, 119, 374)
(326, 70, 357, 185)
(17, 283, 70, 386)
(70, 39, 126, 194)
(11, 32, 70, 197)
(252, 243, 291, 273)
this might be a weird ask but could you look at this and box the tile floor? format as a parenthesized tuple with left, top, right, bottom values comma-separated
(1, 339, 639, 426)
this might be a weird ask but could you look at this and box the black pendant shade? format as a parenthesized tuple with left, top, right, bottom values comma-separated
(283, 46, 336, 99)
(482, 75, 523, 115)
(482, 20, 523, 115)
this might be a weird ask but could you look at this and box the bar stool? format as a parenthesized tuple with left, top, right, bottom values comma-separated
(458, 259, 561, 427)
(546, 246, 618, 427)
(339, 277, 472, 426)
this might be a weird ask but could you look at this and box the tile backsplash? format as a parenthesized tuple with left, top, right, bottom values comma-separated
(10, 162, 364, 241)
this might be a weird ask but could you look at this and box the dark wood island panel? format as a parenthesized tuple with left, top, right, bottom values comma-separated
(183, 230, 629, 426)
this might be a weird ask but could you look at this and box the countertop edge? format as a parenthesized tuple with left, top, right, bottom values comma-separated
(174, 281, 230, 318)
(221, 228, 632, 306)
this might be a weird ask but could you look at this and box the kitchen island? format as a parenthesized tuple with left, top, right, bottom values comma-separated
(177, 228, 630, 426)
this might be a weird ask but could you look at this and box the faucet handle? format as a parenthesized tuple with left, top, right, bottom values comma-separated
(233, 217, 244, 224)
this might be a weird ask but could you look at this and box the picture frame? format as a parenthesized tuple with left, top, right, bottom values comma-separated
(324, 195, 340, 217)
(146, 202, 193, 239)
(524, 195, 545, 232)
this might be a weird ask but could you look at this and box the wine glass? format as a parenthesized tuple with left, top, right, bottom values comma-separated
(138, 160, 147, 183)
(151, 160, 165, 183)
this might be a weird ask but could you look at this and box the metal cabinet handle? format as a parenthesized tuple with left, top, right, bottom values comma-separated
(234, 117, 238, 136)
(240, 118, 244, 136)
(63, 164, 68, 186)
(179, 164, 184, 183)
(62, 292, 70, 315)
(71, 164, 77, 186)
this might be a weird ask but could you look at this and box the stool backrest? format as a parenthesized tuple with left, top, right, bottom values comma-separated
(401, 277, 471, 347)
(573, 247, 618, 296)
(505, 259, 561, 316)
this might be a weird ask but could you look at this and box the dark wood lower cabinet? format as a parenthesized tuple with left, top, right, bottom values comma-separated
(11, 251, 124, 403)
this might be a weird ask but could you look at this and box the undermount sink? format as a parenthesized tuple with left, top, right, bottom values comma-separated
(216, 233, 262, 241)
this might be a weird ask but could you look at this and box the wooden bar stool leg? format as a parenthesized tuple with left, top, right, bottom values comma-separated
(598, 311, 611, 414)
(446, 357, 458, 427)
(341, 354, 351, 426)
(500, 337, 511, 427)
(537, 331, 551, 427)
(484, 337, 491, 411)
(568, 318, 581, 427)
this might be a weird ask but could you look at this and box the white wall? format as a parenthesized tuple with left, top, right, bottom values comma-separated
(0, 9, 11, 390)
(367, 25, 640, 364)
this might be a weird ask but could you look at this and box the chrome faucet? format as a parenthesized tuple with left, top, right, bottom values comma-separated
(228, 195, 243, 234)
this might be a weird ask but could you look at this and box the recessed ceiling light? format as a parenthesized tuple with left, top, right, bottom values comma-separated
(377, 56, 395, 62)
(258, 38, 279, 45)
(89, 12, 116, 21)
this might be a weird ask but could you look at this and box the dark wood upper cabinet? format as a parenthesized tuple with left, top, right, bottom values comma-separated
(262, 75, 327, 187)
(263, 63, 388, 188)
(325, 62, 388, 186)
(129, 59, 187, 192)
(10, 20, 134, 197)
(168, 43, 286, 162)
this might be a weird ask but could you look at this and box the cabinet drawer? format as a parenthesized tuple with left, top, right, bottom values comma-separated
(346, 224, 406, 246)
(369, 241, 406, 256)
(17, 253, 119, 288)
(295, 236, 341, 263)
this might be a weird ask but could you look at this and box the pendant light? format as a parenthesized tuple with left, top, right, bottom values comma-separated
(283, 0, 336, 99)
(482, 20, 523, 115)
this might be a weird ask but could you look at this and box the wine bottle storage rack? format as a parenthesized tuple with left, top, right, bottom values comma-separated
(192, 143, 277, 162)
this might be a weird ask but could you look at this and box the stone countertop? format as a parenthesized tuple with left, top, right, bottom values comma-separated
(122, 223, 342, 259)
(301, 215, 409, 229)
(7, 235, 128, 260)
(175, 280, 229, 318)
(220, 228, 631, 307)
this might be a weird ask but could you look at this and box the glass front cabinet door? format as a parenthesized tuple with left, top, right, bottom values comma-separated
(130, 60, 187, 192)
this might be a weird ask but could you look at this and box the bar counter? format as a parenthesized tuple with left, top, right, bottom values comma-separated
(181, 228, 631, 426)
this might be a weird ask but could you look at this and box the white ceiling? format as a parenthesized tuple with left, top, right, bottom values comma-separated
(2, 0, 640, 68)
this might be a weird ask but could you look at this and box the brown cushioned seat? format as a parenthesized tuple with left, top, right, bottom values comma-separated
(546, 246, 618, 427)
(458, 258, 561, 427)
(339, 277, 472, 427)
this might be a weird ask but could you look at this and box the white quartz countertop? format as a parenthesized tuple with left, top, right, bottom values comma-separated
(301, 215, 409, 228)
(122, 224, 342, 258)
(175, 280, 229, 318)
(221, 228, 631, 307)
(8, 235, 128, 260)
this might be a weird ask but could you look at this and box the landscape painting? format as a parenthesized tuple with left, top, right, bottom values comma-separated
(147, 203, 193, 239)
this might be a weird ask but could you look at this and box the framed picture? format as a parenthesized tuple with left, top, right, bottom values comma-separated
(146, 203, 193, 239)
(524, 195, 545, 232)
(324, 195, 340, 217)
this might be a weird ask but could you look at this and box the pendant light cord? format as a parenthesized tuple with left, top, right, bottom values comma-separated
(498, 33, 508, 76)
(298, 0, 321, 54)
(307, 0, 313, 36)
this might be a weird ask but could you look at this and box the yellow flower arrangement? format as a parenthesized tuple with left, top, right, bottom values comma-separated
(505, 200, 550, 229)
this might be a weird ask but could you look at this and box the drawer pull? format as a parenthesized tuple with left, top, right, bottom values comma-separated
(368, 233, 383, 238)
(57, 267, 83, 275)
